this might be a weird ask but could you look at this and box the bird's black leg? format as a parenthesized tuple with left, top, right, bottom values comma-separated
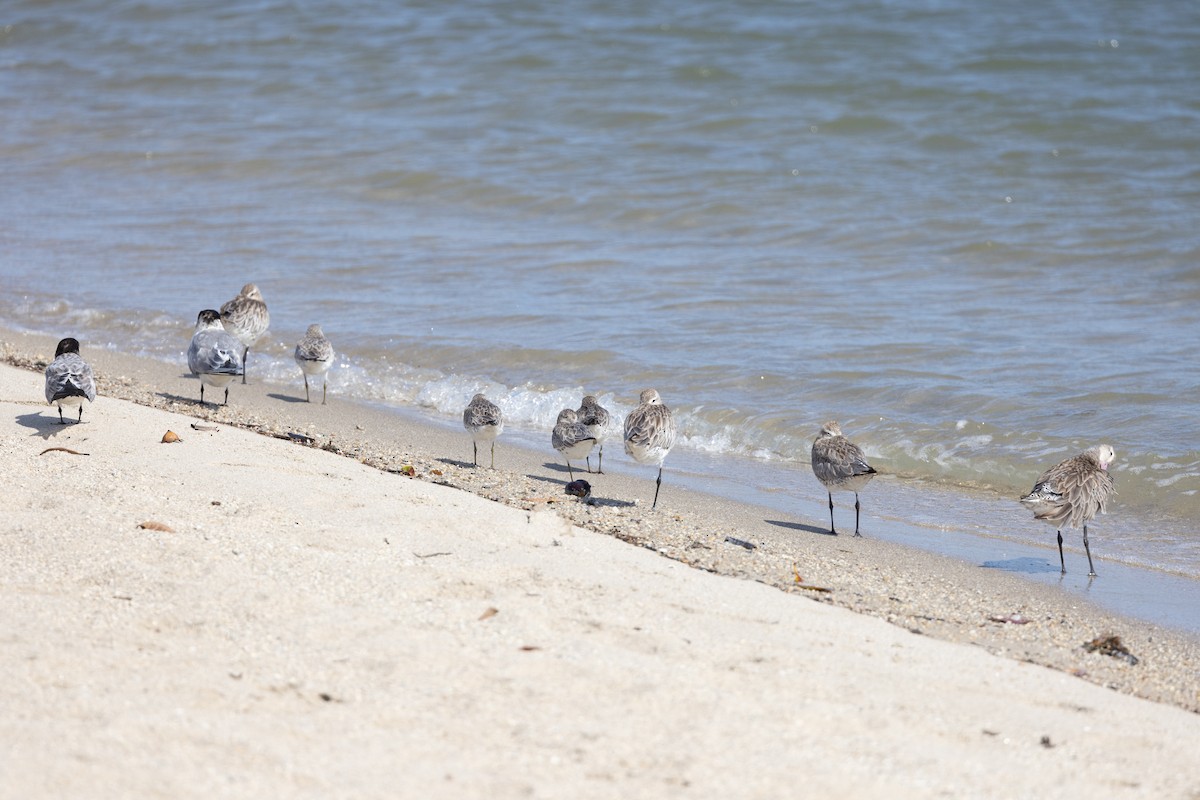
(304, 375, 310, 403)
(854, 493, 862, 537)
(322, 380, 327, 406)
(586, 455, 593, 474)
(199, 384, 205, 406)
(489, 441, 495, 469)
(1057, 530, 1066, 574)
(77, 405, 83, 423)
(1082, 525, 1097, 577)
(223, 386, 230, 405)
(57, 405, 66, 425)
(827, 492, 836, 535)
(472, 441, 479, 467)
(241, 347, 249, 383)
(652, 465, 663, 509)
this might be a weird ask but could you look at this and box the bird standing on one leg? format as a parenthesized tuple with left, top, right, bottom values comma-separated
(623, 389, 677, 510)
(552, 408, 596, 481)
(294, 323, 334, 404)
(220, 283, 269, 384)
(44, 337, 96, 424)
(463, 393, 503, 468)
(811, 420, 877, 536)
(1020, 444, 1116, 577)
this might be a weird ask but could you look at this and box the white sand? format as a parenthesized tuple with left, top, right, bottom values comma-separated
(3, 362, 1200, 798)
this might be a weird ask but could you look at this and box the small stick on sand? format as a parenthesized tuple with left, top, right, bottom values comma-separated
(39, 447, 90, 456)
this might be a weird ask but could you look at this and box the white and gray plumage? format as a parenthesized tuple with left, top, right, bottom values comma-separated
(623, 388, 678, 509)
(187, 309, 243, 406)
(1020, 444, 1116, 577)
(811, 420, 877, 536)
(219, 283, 269, 384)
(463, 393, 503, 468)
(44, 337, 96, 424)
(294, 323, 334, 405)
(577, 394, 611, 474)
(552, 408, 597, 481)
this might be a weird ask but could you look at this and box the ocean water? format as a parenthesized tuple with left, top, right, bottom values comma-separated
(3, 1, 1198, 576)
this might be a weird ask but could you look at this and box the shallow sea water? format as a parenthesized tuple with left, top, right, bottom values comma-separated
(2, 0, 1198, 578)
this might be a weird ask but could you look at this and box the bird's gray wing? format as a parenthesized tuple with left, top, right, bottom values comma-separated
(189, 330, 243, 375)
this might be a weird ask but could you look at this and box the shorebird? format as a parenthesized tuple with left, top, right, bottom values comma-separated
(811, 420, 877, 536)
(294, 323, 334, 404)
(1020, 445, 1116, 576)
(44, 337, 96, 424)
(219, 283, 269, 384)
(463, 393, 503, 468)
(552, 408, 597, 481)
(623, 388, 677, 509)
(577, 394, 611, 473)
(188, 309, 243, 405)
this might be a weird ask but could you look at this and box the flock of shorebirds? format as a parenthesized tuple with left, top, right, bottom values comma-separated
(185, 284, 335, 407)
(38, 282, 1116, 577)
(463, 393, 1116, 577)
(41, 283, 332, 411)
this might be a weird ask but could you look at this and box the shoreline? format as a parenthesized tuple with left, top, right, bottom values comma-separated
(8, 321, 1200, 626)
(7, 316, 1196, 583)
(4, 337, 1200, 796)
(3, 327, 1200, 718)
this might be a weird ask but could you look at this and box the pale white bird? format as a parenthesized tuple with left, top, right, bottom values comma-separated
(623, 388, 677, 509)
(187, 309, 243, 405)
(294, 323, 335, 404)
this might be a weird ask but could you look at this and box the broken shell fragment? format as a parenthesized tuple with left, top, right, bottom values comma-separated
(161, 430, 182, 443)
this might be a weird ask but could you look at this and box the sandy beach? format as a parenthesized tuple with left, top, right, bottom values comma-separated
(2, 330, 1200, 798)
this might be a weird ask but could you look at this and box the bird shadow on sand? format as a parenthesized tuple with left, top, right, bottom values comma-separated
(526, 471, 591, 488)
(438, 457, 485, 470)
(579, 496, 637, 509)
(765, 518, 837, 537)
(540, 461, 597, 478)
(14, 411, 86, 440)
(267, 393, 309, 404)
(155, 391, 224, 408)
(981, 557, 1061, 574)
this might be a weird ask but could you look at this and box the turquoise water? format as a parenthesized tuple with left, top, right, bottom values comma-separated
(2, 0, 1198, 575)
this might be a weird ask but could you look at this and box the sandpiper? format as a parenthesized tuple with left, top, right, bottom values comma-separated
(811, 420, 877, 536)
(1020, 445, 1116, 576)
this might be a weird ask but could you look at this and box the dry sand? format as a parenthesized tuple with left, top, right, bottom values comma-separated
(2, 331, 1200, 798)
